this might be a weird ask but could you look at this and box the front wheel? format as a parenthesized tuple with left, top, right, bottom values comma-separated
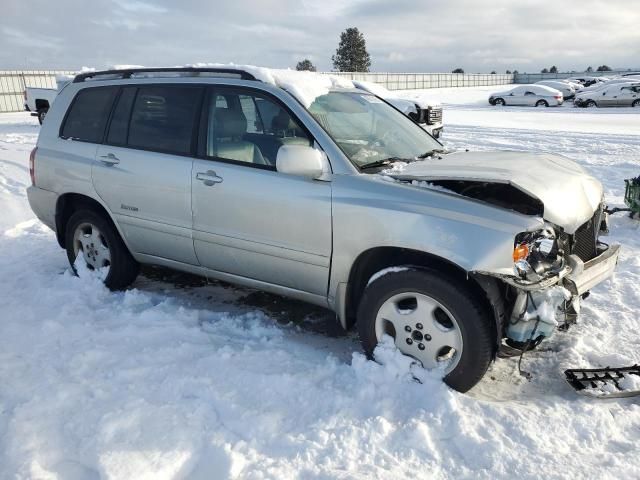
(494, 98, 505, 106)
(586, 100, 597, 108)
(535, 100, 548, 107)
(65, 209, 139, 290)
(357, 268, 494, 392)
(632, 99, 640, 108)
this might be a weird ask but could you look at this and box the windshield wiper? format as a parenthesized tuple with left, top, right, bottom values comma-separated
(359, 157, 409, 170)
(418, 148, 447, 159)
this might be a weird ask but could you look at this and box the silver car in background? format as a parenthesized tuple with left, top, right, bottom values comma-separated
(535, 80, 576, 99)
(489, 85, 563, 107)
(27, 67, 619, 393)
(574, 82, 640, 107)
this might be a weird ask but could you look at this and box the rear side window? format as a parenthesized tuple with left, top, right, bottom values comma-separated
(127, 85, 203, 155)
(61, 87, 117, 142)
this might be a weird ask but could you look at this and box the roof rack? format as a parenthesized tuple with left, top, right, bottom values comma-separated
(73, 67, 258, 83)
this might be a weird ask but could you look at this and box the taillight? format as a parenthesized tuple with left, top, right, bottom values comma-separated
(29, 147, 37, 185)
(555, 95, 562, 100)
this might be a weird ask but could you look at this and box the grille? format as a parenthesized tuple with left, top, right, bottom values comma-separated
(426, 106, 442, 125)
(572, 208, 601, 261)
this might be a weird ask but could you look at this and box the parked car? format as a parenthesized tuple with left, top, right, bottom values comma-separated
(566, 76, 607, 87)
(489, 85, 563, 107)
(535, 80, 576, 99)
(574, 82, 640, 107)
(23, 75, 72, 124)
(27, 67, 619, 392)
(352, 80, 443, 138)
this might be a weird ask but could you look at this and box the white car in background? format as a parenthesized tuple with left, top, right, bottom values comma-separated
(535, 80, 576, 99)
(566, 76, 607, 87)
(574, 82, 640, 108)
(352, 80, 443, 138)
(489, 85, 563, 107)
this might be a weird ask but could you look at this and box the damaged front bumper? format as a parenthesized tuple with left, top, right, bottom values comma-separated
(498, 243, 620, 294)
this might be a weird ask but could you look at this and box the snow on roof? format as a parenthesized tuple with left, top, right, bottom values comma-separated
(190, 63, 355, 107)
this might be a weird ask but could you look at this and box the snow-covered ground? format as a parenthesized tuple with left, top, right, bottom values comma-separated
(1, 86, 640, 479)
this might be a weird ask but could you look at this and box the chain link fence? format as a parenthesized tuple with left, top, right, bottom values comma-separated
(514, 70, 636, 84)
(0, 70, 74, 112)
(324, 72, 515, 90)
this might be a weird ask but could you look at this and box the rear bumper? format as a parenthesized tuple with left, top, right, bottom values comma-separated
(564, 244, 621, 295)
(27, 185, 58, 232)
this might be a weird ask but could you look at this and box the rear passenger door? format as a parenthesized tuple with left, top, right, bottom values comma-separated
(92, 84, 203, 265)
(191, 86, 332, 298)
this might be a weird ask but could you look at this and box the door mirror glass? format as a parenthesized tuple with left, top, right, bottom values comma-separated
(276, 145, 325, 179)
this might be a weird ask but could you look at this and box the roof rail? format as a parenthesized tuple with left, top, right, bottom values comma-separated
(73, 67, 258, 83)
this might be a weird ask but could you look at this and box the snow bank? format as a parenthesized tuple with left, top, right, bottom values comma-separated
(2, 109, 640, 479)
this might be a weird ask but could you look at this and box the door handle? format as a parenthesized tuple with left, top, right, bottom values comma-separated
(99, 153, 120, 165)
(196, 170, 223, 186)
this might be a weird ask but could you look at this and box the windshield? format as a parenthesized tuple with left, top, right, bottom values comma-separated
(306, 91, 442, 168)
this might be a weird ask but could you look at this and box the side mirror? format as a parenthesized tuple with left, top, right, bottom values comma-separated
(276, 145, 326, 180)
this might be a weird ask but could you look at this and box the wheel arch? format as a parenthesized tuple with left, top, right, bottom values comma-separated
(341, 246, 503, 352)
(55, 193, 132, 254)
(35, 99, 50, 111)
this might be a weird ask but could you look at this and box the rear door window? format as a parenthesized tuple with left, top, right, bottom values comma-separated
(127, 85, 203, 155)
(61, 87, 118, 142)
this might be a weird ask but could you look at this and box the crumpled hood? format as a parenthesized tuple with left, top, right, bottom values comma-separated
(389, 151, 603, 234)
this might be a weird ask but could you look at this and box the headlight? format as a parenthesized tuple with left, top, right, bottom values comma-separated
(513, 227, 565, 282)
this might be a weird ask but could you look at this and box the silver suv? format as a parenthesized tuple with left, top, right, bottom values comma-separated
(27, 67, 620, 392)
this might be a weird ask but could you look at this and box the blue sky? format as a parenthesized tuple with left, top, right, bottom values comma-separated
(1, 0, 639, 72)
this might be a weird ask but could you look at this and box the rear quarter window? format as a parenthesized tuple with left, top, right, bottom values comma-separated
(61, 87, 118, 142)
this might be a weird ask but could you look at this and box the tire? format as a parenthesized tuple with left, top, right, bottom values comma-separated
(37, 108, 47, 125)
(65, 209, 139, 290)
(633, 99, 640, 108)
(535, 100, 548, 107)
(586, 100, 597, 108)
(494, 98, 505, 106)
(357, 268, 494, 392)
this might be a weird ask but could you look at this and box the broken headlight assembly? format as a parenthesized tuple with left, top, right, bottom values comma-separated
(512, 227, 566, 283)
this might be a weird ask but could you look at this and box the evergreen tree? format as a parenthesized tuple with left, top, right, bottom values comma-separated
(332, 28, 371, 72)
(452, 68, 464, 74)
(586, 66, 593, 72)
(550, 65, 558, 73)
(596, 65, 612, 71)
(505, 70, 512, 74)
(295, 59, 316, 72)
(541, 68, 549, 73)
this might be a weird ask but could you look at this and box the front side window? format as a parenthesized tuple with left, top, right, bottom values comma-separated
(61, 87, 118, 142)
(306, 91, 441, 168)
(127, 85, 202, 155)
(205, 89, 311, 167)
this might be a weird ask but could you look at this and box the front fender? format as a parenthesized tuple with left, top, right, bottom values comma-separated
(328, 174, 543, 307)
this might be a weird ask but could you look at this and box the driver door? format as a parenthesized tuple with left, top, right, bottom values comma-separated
(191, 86, 332, 297)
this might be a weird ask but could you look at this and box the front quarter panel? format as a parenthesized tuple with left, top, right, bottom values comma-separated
(328, 174, 543, 303)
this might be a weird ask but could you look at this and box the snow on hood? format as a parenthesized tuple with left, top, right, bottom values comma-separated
(190, 63, 355, 107)
(387, 151, 603, 234)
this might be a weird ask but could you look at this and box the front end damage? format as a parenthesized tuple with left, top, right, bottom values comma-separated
(385, 151, 621, 353)
(483, 205, 620, 351)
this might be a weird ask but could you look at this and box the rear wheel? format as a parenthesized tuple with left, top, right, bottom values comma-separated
(37, 108, 48, 125)
(494, 98, 505, 106)
(357, 268, 494, 392)
(586, 100, 597, 108)
(633, 100, 640, 108)
(65, 209, 139, 290)
(535, 100, 548, 107)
